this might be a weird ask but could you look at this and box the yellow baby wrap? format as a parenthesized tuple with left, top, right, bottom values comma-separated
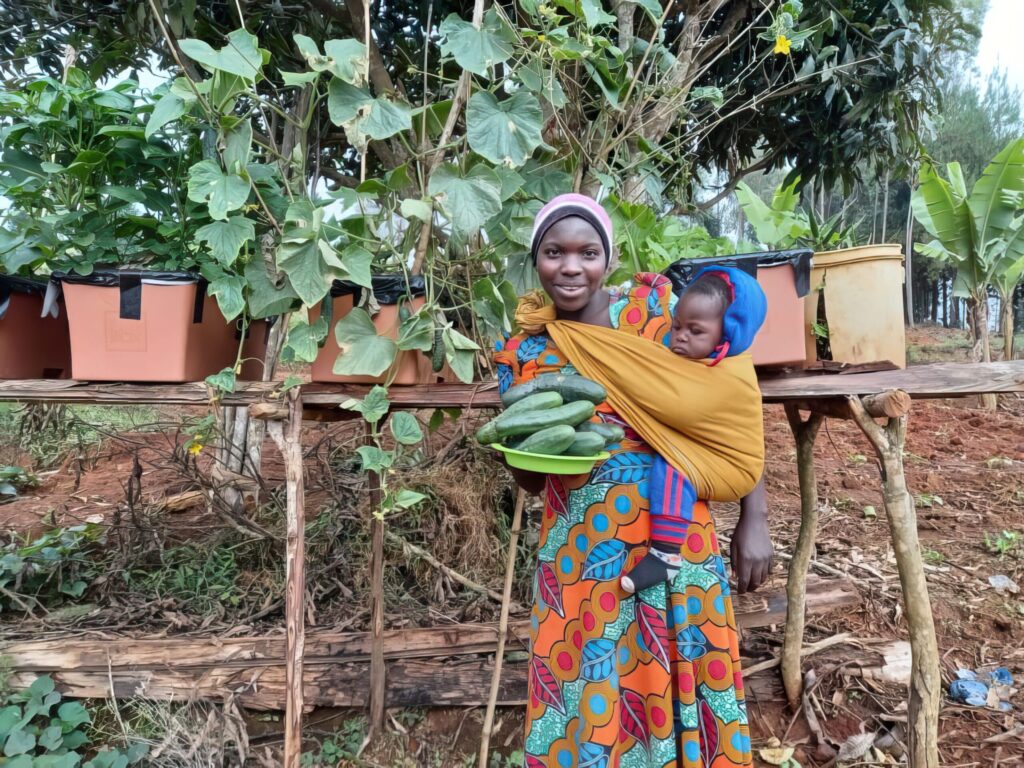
(516, 292, 764, 501)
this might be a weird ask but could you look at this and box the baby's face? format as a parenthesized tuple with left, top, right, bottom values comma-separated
(669, 292, 725, 359)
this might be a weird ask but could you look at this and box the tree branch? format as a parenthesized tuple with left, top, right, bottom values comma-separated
(695, 149, 781, 211)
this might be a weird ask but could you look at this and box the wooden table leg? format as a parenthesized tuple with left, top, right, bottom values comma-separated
(367, 422, 386, 737)
(781, 404, 824, 709)
(267, 390, 306, 768)
(847, 396, 939, 768)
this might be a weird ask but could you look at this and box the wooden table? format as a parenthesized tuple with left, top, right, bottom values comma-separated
(3, 360, 1023, 768)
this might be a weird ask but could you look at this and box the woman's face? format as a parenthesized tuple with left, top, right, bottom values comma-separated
(535, 216, 608, 315)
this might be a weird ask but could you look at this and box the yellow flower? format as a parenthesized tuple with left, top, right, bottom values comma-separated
(774, 34, 792, 55)
(188, 438, 204, 456)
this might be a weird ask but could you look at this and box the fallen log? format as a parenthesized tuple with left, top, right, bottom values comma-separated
(1, 577, 854, 709)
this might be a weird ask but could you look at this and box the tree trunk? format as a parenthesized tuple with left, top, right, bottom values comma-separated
(1001, 291, 1015, 361)
(846, 402, 940, 768)
(968, 290, 997, 410)
(780, 406, 823, 709)
(881, 170, 890, 242)
(930, 279, 938, 324)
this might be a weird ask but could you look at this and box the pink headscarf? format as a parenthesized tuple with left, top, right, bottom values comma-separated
(529, 193, 614, 265)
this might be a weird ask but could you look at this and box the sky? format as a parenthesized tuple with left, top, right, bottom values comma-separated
(975, 0, 1024, 93)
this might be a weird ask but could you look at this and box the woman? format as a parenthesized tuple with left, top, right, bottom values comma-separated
(495, 194, 771, 768)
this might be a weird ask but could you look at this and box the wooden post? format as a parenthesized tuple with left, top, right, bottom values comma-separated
(478, 489, 527, 768)
(847, 395, 939, 768)
(781, 404, 823, 709)
(367, 422, 386, 737)
(266, 390, 306, 768)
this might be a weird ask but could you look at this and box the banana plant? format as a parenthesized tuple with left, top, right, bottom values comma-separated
(912, 137, 1024, 375)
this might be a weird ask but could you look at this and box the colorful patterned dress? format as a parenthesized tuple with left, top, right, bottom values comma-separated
(494, 274, 752, 768)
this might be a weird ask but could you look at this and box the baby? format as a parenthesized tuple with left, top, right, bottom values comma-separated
(621, 265, 767, 594)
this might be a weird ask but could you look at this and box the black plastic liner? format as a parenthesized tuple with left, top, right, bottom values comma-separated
(0, 275, 49, 320)
(330, 274, 426, 305)
(664, 248, 814, 298)
(52, 269, 207, 322)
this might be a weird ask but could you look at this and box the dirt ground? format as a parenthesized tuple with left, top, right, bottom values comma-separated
(1, 323, 1022, 766)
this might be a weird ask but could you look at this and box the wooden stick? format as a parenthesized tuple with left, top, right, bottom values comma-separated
(267, 390, 306, 768)
(366, 422, 386, 737)
(781, 403, 823, 710)
(385, 531, 521, 609)
(794, 389, 911, 420)
(478, 489, 527, 768)
(742, 632, 853, 677)
(846, 396, 939, 768)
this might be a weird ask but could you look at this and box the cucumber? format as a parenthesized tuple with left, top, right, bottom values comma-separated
(431, 328, 445, 373)
(563, 431, 606, 456)
(475, 419, 500, 446)
(515, 425, 577, 456)
(578, 421, 625, 445)
(501, 390, 563, 417)
(495, 400, 596, 438)
(500, 373, 607, 407)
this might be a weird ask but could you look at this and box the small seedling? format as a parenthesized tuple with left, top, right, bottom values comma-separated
(985, 530, 1020, 556)
(862, 505, 877, 520)
(922, 549, 945, 564)
(914, 493, 944, 508)
(847, 454, 868, 467)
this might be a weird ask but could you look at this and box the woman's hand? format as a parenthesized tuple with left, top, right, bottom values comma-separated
(730, 476, 773, 593)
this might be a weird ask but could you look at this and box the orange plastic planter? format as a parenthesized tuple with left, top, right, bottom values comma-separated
(747, 262, 807, 368)
(0, 278, 72, 379)
(60, 275, 240, 382)
(310, 292, 432, 385)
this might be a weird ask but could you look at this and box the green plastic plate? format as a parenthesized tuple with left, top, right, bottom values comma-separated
(491, 444, 610, 475)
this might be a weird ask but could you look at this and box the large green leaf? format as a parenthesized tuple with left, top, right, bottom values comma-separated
(195, 216, 254, 266)
(466, 91, 544, 168)
(428, 164, 502, 240)
(333, 308, 398, 377)
(327, 80, 412, 149)
(187, 160, 250, 220)
(969, 138, 1024, 261)
(388, 411, 423, 445)
(223, 120, 252, 173)
(339, 243, 374, 288)
(283, 314, 329, 363)
(207, 275, 246, 321)
(244, 258, 300, 318)
(442, 326, 479, 383)
(438, 10, 515, 76)
(912, 163, 974, 261)
(180, 28, 263, 81)
(294, 35, 367, 83)
(580, 0, 616, 27)
(145, 92, 185, 139)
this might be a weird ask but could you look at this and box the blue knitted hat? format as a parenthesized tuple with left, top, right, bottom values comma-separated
(687, 265, 767, 365)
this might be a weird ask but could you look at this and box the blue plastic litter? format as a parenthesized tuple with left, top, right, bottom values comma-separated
(950, 667, 1014, 711)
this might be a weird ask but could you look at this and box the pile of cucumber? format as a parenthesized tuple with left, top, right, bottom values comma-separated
(475, 373, 625, 457)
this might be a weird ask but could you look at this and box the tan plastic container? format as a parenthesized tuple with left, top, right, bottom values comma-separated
(61, 278, 240, 382)
(0, 285, 72, 379)
(310, 293, 432, 385)
(747, 262, 806, 367)
(239, 320, 272, 381)
(804, 245, 906, 368)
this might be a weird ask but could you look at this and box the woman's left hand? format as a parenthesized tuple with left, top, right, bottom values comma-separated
(730, 477, 773, 593)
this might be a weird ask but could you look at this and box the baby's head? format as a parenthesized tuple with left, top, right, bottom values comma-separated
(668, 271, 732, 360)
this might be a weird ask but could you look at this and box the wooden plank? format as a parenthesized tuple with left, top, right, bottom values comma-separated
(757, 360, 1024, 400)
(2, 656, 783, 710)
(0, 362, 1020, 408)
(2, 576, 854, 667)
(1, 578, 852, 709)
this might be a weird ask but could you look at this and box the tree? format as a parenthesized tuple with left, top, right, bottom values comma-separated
(1, 0, 976, 207)
(912, 137, 1024, 405)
